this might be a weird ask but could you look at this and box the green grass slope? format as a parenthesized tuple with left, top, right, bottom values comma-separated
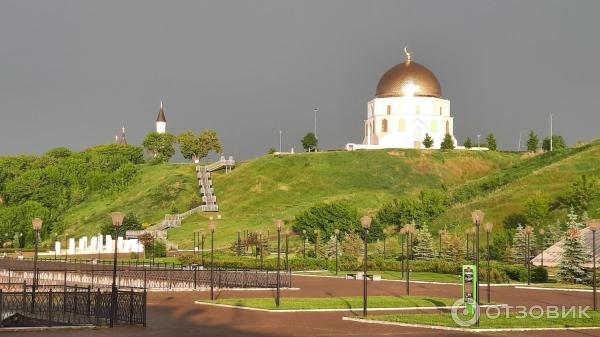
(431, 140, 600, 234)
(62, 164, 197, 238)
(167, 149, 520, 247)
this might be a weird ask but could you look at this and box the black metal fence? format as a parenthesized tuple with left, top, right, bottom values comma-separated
(0, 286, 146, 327)
(0, 258, 292, 290)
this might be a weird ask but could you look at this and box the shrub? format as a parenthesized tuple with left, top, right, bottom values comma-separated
(530, 266, 549, 283)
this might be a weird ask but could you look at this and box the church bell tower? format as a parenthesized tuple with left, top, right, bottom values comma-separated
(156, 100, 167, 134)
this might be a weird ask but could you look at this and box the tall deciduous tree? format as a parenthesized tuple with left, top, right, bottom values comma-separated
(301, 132, 318, 151)
(178, 129, 223, 162)
(526, 130, 539, 152)
(542, 135, 567, 151)
(486, 133, 497, 151)
(142, 132, 177, 163)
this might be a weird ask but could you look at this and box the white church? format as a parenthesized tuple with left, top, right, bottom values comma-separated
(346, 49, 458, 150)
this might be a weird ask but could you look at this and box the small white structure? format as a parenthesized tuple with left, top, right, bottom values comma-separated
(156, 100, 167, 134)
(43, 234, 144, 256)
(346, 48, 457, 151)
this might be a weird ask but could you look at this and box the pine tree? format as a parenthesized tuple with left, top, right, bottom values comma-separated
(422, 133, 434, 149)
(545, 219, 563, 247)
(440, 133, 455, 150)
(341, 231, 363, 257)
(557, 225, 589, 283)
(486, 133, 497, 151)
(413, 225, 435, 260)
(511, 224, 533, 265)
(442, 233, 465, 260)
(526, 130, 539, 152)
(326, 235, 339, 259)
(463, 137, 473, 149)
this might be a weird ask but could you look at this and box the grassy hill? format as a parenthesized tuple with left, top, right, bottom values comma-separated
(431, 140, 600, 234)
(63, 164, 197, 238)
(60, 141, 600, 250)
(167, 149, 520, 247)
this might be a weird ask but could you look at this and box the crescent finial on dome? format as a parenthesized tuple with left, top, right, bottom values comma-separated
(404, 46, 412, 62)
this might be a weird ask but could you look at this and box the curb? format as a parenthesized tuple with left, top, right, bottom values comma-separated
(293, 273, 524, 287)
(0, 325, 98, 333)
(193, 301, 502, 313)
(514, 286, 593, 293)
(341, 317, 600, 332)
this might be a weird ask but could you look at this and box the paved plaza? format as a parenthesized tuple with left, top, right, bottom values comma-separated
(8, 275, 600, 337)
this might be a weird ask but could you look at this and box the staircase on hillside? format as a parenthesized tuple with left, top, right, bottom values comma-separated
(195, 156, 235, 212)
(125, 156, 235, 245)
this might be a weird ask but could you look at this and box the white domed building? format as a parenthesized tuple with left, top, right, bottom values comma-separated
(346, 49, 457, 150)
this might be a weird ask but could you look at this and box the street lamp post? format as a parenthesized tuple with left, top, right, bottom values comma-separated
(404, 224, 415, 295)
(209, 221, 215, 300)
(275, 220, 283, 307)
(302, 230, 307, 258)
(237, 230, 242, 256)
(31, 218, 43, 314)
(285, 229, 290, 271)
(587, 220, 599, 311)
(471, 209, 484, 326)
(539, 228, 545, 268)
(399, 228, 405, 279)
(484, 223, 493, 303)
(360, 216, 372, 317)
(465, 229, 470, 260)
(524, 226, 533, 286)
(334, 229, 340, 275)
(314, 229, 319, 259)
(109, 212, 124, 328)
(201, 234, 205, 265)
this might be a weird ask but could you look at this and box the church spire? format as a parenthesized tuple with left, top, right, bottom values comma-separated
(156, 100, 167, 134)
(156, 100, 167, 123)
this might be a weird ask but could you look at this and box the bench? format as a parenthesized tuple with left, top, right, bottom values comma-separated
(354, 272, 382, 281)
(346, 273, 357, 279)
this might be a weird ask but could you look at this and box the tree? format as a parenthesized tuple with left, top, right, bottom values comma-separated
(413, 224, 435, 260)
(440, 133, 455, 150)
(422, 133, 434, 149)
(556, 175, 598, 215)
(511, 224, 532, 266)
(198, 129, 223, 157)
(442, 233, 465, 260)
(382, 226, 396, 258)
(292, 201, 361, 243)
(525, 195, 550, 226)
(178, 131, 202, 161)
(301, 132, 318, 152)
(526, 130, 539, 152)
(542, 135, 567, 152)
(557, 225, 589, 283)
(341, 231, 363, 257)
(486, 133, 497, 151)
(463, 137, 473, 149)
(101, 213, 142, 235)
(142, 132, 177, 163)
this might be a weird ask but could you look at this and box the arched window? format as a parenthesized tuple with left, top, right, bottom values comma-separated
(431, 120, 438, 133)
(398, 119, 406, 132)
(387, 105, 392, 115)
(445, 121, 450, 134)
(382, 119, 388, 132)
(439, 107, 443, 115)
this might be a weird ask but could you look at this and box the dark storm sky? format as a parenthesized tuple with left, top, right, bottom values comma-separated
(1, 0, 599, 159)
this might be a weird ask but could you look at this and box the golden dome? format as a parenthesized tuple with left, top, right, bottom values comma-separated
(375, 49, 441, 98)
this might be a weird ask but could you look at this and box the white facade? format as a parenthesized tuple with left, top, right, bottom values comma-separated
(156, 121, 166, 134)
(357, 96, 456, 150)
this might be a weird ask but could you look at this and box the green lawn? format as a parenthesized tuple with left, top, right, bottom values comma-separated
(298, 270, 461, 283)
(199, 295, 456, 310)
(370, 311, 600, 329)
(524, 283, 593, 290)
